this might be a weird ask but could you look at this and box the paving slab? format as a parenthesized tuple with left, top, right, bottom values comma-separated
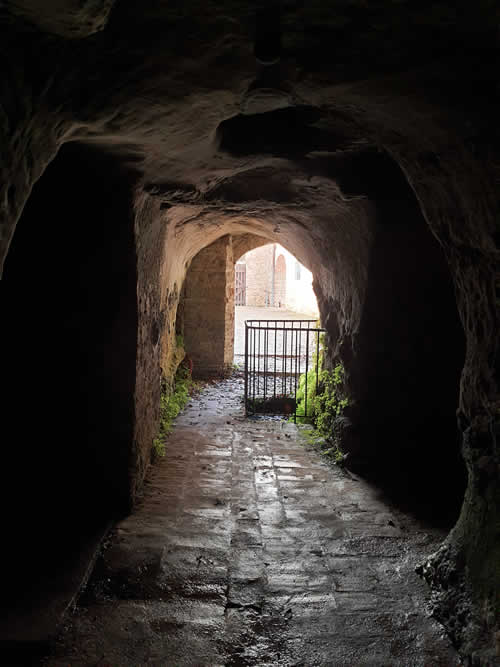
(46, 376, 460, 666)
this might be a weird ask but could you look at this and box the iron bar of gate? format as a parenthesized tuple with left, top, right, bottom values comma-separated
(298, 321, 303, 413)
(274, 324, 277, 397)
(244, 322, 248, 406)
(283, 325, 287, 397)
(264, 324, 268, 401)
(252, 324, 256, 403)
(294, 323, 299, 423)
(316, 329, 321, 394)
(259, 324, 262, 396)
(244, 319, 325, 418)
(305, 327, 310, 417)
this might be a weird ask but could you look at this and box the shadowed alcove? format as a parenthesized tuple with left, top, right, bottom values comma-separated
(0, 143, 138, 611)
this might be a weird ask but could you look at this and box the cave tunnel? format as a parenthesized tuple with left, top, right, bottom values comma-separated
(170, 144, 467, 523)
(0, 1, 498, 663)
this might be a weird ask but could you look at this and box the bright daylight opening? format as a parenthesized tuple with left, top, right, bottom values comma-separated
(234, 242, 319, 371)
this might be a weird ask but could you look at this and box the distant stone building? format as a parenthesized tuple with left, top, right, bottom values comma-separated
(235, 243, 319, 317)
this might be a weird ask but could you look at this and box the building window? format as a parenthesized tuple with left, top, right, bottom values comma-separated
(294, 261, 301, 280)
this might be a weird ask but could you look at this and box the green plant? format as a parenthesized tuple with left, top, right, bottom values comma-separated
(298, 424, 347, 465)
(152, 362, 196, 461)
(152, 436, 165, 459)
(293, 333, 325, 424)
(294, 354, 350, 463)
(314, 363, 349, 438)
(321, 445, 347, 465)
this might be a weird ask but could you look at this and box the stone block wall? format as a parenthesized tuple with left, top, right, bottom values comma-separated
(182, 235, 235, 377)
(224, 245, 235, 368)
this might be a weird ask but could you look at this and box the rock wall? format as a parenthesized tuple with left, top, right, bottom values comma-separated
(132, 191, 168, 502)
(233, 234, 269, 263)
(224, 244, 235, 369)
(0, 143, 138, 600)
(4, 0, 116, 38)
(314, 151, 468, 523)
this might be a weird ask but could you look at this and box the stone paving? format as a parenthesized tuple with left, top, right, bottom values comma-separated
(48, 376, 460, 666)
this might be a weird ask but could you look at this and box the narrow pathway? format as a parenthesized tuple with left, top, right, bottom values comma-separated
(49, 377, 459, 666)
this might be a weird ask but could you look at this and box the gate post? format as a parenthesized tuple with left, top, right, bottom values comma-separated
(244, 322, 249, 415)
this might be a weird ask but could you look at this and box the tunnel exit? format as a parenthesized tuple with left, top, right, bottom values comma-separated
(243, 318, 324, 422)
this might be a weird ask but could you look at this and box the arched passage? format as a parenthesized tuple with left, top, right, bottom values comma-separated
(168, 149, 466, 528)
(0, 147, 484, 658)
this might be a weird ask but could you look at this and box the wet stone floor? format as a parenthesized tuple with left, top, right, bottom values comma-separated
(48, 376, 459, 666)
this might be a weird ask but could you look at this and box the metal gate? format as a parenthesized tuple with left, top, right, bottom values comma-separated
(244, 319, 325, 421)
(235, 264, 246, 306)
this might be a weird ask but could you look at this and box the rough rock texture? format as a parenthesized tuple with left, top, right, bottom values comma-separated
(233, 233, 269, 263)
(0, 1, 498, 659)
(133, 191, 169, 502)
(3, 0, 115, 38)
(323, 152, 467, 524)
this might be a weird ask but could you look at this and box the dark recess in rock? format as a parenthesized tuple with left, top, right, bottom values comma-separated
(254, 4, 281, 65)
(0, 143, 138, 608)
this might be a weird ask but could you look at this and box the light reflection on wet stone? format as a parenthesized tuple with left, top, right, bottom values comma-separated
(49, 376, 458, 666)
